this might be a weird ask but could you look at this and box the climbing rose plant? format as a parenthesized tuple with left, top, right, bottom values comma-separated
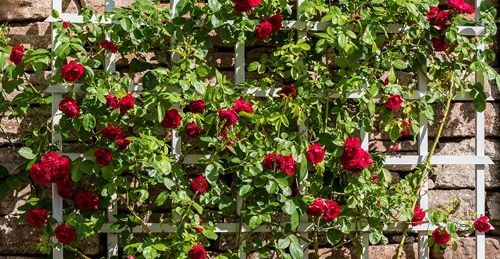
(0, 0, 498, 258)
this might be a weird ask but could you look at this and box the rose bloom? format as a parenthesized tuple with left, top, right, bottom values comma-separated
(26, 207, 48, 227)
(280, 85, 297, 99)
(54, 223, 76, 244)
(118, 132, 131, 151)
(449, 0, 474, 14)
(279, 155, 296, 176)
(256, 21, 273, 40)
(306, 198, 324, 216)
(393, 146, 399, 151)
(306, 143, 325, 165)
(30, 164, 52, 184)
(385, 94, 403, 111)
(161, 109, 182, 129)
(101, 40, 118, 53)
(64, 104, 80, 118)
(42, 152, 59, 164)
(75, 190, 99, 212)
(103, 125, 121, 140)
(188, 243, 206, 259)
(58, 178, 77, 200)
(105, 94, 117, 108)
(63, 21, 69, 28)
(61, 61, 84, 82)
(94, 148, 112, 166)
(343, 137, 361, 158)
(189, 100, 206, 114)
(401, 120, 409, 135)
(231, 0, 260, 13)
(323, 200, 340, 221)
(431, 11, 452, 30)
(58, 97, 77, 112)
(233, 97, 253, 115)
(53, 157, 71, 184)
(431, 34, 451, 51)
(371, 174, 378, 180)
(10, 45, 24, 66)
(426, 6, 439, 19)
(218, 109, 237, 128)
(340, 149, 373, 173)
(186, 122, 203, 138)
(191, 175, 208, 194)
(411, 206, 426, 226)
(474, 216, 491, 232)
(116, 93, 135, 116)
(432, 227, 451, 245)
(263, 153, 277, 170)
(263, 14, 282, 33)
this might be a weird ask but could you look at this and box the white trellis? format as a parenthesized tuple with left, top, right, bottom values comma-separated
(43, 0, 494, 258)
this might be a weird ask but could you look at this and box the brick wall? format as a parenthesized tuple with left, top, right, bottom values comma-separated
(1, 0, 500, 258)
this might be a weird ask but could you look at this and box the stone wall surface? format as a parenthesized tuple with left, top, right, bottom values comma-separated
(0, 0, 500, 259)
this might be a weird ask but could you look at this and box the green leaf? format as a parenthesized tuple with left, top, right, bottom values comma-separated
(18, 147, 36, 160)
(239, 185, 254, 198)
(282, 199, 296, 215)
(249, 215, 262, 228)
(143, 247, 157, 259)
(142, 71, 158, 90)
(192, 80, 206, 95)
(208, 0, 221, 13)
(196, 65, 210, 78)
(218, 195, 235, 215)
(203, 229, 218, 240)
(369, 229, 383, 244)
(0, 165, 9, 178)
(388, 67, 396, 83)
(6, 176, 21, 190)
(83, 114, 96, 132)
(205, 164, 218, 184)
(338, 34, 347, 50)
(393, 60, 407, 70)
(390, 125, 400, 142)
(316, 39, 327, 53)
(71, 161, 82, 182)
(248, 62, 260, 71)
(175, 0, 188, 15)
(289, 242, 303, 259)
(291, 211, 299, 230)
(379, 168, 392, 188)
(335, 57, 347, 68)
(326, 229, 342, 245)
(155, 191, 169, 206)
(120, 17, 134, 32)
(54, 43, 70, 57)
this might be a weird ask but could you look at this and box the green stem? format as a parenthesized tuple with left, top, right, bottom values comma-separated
(395, 81, 455, 259)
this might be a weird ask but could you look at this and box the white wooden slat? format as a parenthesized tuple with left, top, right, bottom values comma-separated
(52, 0, 62, 13)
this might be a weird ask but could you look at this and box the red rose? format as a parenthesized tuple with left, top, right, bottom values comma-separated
(233, 98, 253, 115)
(53, 157, 71, 184)
(432, 227, 451, 245)
(58, 97, 77, 112)
(26, 207, 48, 227)
(354, 14, 361, 20)
(118, 132, 131, 151)
(263, 14, 282, 33)
(371, 174, 378, 180)
(191, 175, 208, 194)
(393, 146, 399, 151)
(162, 19, 167, 24)
(401, 120, 409, 135)
(30, 164, 52, 184)
(449, 0, 474, 14)
(191, 216, 203, 234)
(42, 152, 59, 164)
(306, 198, 324, 216)
(426, 6, 439, 19)
(383, 78, 389, 86)
(64, 104, 80, 118)
(186, 122, 203, 138)
(431, 11, 452, 30)
(280, 85, 297, 99)
(431, 34, 450, 51)
(10, 45, 24, 66)
(218, 109, 237, 128)
(225, 137, 242, 154)
(306, 143, 325, 165)
(61, 61, 84, 82)
(411, 206, 426, 226)
(323, 200, 340, 221)
(474, 216, 491, 232)
(116, 93, 134, 116)
(54, 223, 76, 244)
(263, 153, 277, 170)
(63, 21, 69, 28)
(340, 149, 373, 173)
(343, 137, 361, 158)
(101, 40, 118, 53)
(256, 21, 273, 40)
(58, 178, 76, 200)
(161, 109, 182, 129)
(231, 0, 260, 13)
(385, 95, 403, 111)
(189, 100, 206, 114)
(105, 94, 117, 108)
(279, 155, 295, 176)
(75, 190, 99, 212)
(103, 125, 121, 140)
(291, 180, 299, 197)
(188, 243, 206, 259)
(94, 148, 112, 166)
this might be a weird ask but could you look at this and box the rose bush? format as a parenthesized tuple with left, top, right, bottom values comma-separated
(0, 0, 497, 258)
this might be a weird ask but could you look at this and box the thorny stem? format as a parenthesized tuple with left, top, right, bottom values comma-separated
(313, 217, 320, 258)
(236, 198, 245, 256)
(116, 192, 155, 237)
(395, 80, 455, 258)
(65, 244, 92, 259)
(320, 231, 369, 256)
